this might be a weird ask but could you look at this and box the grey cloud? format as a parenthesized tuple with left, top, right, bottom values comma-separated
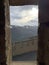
(17, 5, 38, 11)
(10, 5, 38, 12)
(18, 5, 33, 11)
(11, 15, 22, 20)
(16, 16, 22, 19)
(10, 5, 38, 19)
(27, 19, 38, 26)
(10, 5, 38, 26)
(25, 20, 38, 26)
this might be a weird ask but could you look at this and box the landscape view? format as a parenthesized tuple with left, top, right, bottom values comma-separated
(10, 5, 38, 61)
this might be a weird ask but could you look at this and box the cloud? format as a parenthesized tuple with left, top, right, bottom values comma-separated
(17, 5, 33, 11)
(10, 5, 38, 26)
(11, 15, 22, 19)
(27, 19, 38, 26)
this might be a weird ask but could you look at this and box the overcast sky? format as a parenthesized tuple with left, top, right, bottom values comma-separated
(10, 5, 38, 26)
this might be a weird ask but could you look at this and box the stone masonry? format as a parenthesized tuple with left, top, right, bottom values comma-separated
(0, 0, 6, 65)
(0, 0, 49, 65)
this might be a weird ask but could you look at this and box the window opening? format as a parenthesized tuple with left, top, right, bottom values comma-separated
(10, 5, 38, 64)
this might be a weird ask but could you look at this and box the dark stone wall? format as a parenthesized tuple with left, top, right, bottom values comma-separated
(39, 0, 49, 23)
(0, 0, 6, 65)
(9, 0, 38, 6)
(38, 25, 49, 65)
(38, 0, 49, 65)
(0, 0, 49, 65)
(37, 24, 45, 65)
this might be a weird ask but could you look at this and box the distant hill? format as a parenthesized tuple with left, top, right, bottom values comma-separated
(10, 25, 38, 43)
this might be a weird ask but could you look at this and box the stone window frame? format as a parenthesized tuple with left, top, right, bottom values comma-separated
(5, 0, 12, 65)
(5, 0, 38, 65)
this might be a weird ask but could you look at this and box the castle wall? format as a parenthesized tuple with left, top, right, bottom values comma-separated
(12, 36, 38, 56)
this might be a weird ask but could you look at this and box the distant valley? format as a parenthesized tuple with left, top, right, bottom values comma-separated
(10, 25, 38, 43)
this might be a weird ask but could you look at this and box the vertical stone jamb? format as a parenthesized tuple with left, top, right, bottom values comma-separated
(5, 0, 12, 65)
(0, 0, 6, 65)
(38, 0, 49, 65)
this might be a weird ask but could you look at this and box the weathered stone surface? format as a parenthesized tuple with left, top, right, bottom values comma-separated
(38, 25, 49, 65)
(37, 0, 49, 65)
(44, 27, 49, 65)
(0, 0, 6, 65)
(39, 0, 49, 23)
(9, 0, 38, 6)
(5, 0, 12, 65)
(37, 24, 45, 64)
